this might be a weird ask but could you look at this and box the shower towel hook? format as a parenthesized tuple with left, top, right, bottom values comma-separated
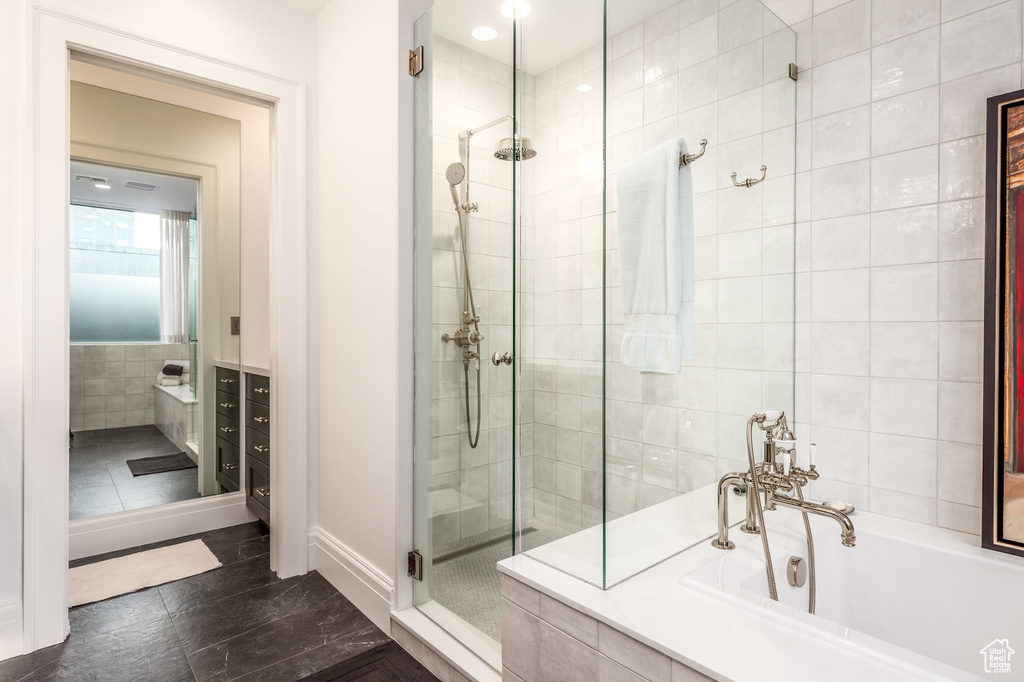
(680, 139, 708, 166)
(731, 165, 767, 188)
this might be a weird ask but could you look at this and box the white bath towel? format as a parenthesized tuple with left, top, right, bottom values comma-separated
(617, 137, 696, 374)
(157, 372, 190, 385)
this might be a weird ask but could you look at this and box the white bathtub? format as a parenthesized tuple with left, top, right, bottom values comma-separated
(682, 507, 1024, 680)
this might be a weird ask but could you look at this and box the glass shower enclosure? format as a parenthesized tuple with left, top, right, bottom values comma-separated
(412, 0, 797, 668)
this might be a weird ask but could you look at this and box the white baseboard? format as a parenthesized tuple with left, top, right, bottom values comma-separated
(310, 527, 394, 632)
(0, 598, 23, 662)
(69, 492, 256, 561)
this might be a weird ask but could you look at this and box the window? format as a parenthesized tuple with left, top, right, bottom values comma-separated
(69, 205, 161, 342)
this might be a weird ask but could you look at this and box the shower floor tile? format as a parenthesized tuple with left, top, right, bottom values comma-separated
(429, 520, 570, 643)
(70, 425, 202, 520)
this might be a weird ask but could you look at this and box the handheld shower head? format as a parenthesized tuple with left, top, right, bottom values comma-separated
(446, 162, 466, 210)
(446, 162, 466, 185)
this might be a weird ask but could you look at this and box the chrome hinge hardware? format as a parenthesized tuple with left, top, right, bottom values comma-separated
(789, 62, 799, 81)
(409, 46, 424, 77)
(408, 550, 423, 581)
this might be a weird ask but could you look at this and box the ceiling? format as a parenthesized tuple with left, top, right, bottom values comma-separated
(274, 0, 332, 14)
(432, 0, 683, 75)
(70, 160, 198, 213)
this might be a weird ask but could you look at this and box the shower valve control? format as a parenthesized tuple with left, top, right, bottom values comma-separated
(492, 351, 514, 366)
(442, 328, 484, 348)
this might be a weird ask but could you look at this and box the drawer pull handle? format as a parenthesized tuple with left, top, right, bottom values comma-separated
(255, 487, 270, 499)
(220, 378, 238, 384)
(254, 445, 269, 453)
(254, 416, 269, 424)
(221, 463, 237, 471)
(220, 402, 237, 409)
(254, 387, 269, 394)
(220, 426, 237, 433)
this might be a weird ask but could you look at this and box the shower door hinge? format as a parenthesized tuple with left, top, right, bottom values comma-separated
(408, 550, 423, 581)
(789, 63, 799, 81)
(409, 46, 424, 77)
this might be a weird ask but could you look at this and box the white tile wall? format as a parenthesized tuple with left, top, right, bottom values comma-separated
(69, 343, 188, 431)
(429, 37, 535, 546)
(762, 0, 1013, 534)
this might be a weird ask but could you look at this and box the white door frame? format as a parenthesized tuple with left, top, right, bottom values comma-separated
(24, 6, 309, 652)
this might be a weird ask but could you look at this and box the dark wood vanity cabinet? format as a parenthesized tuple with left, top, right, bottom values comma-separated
(245, 372, 271, 524)
(215, 367, 241, 492)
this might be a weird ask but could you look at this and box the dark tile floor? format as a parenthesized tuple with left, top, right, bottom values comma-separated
(0, 523, 400, 682)
(70, 425, 203, 520)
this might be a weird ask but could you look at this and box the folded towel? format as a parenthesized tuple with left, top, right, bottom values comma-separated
(162, 364, 183, 376)
(157, 371, 189, 385)
(617, 137, 696, 374)
(159, 377, 181, 386)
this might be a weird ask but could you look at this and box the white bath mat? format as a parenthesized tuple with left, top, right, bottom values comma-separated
(69, 539, 221, 607)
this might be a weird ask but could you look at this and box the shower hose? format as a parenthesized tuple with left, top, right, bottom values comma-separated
(746, 415, 816, 613)
(455, 206, 481, 450)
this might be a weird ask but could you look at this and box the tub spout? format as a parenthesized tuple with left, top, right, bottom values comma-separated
(712, 473, 746, 550)
(771, 494, 856, 547)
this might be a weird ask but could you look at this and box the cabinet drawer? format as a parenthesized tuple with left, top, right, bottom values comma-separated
(247, 373, 271, 406)
(216, 367, 240, 396)
(215, 391, 240, 421)
(247, 400, 271, 436)
(247, 457, 270, 523)
(215, 437, 240, 491)
(247, 427, 270, 466)
(216, 415, 240, 447)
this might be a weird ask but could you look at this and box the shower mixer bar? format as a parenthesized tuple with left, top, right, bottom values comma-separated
(680, 139, 708, 166)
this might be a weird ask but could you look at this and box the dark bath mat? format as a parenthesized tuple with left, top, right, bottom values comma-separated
(296, 642, 439, 682)
(126, 452, 196, 476)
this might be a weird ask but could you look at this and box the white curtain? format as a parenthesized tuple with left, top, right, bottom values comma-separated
(159, 210, 191, 344)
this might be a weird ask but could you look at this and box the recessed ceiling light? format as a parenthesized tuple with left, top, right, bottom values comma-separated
(94, 183, 111, 190)
(472, 26, 498, 41)
(500, 0, 532, 19)
(577, 84, 593, 92)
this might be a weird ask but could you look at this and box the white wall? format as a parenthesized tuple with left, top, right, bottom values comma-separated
(0, 0, 317, 659)
(762, 0, 1010, 534)
(315, 0, 402, 629)
(0, 0, 27, 661)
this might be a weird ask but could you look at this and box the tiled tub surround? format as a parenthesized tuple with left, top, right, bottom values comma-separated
(154, 383, 196, 457)
(521, 1, 797, 540)
(753, 0, 1024, 535)
(70, 343, 190, 431)
(497, 506, 984, 682)
(429, 37, 536, 546)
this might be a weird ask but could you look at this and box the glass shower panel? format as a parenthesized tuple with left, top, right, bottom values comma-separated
(411, 0, 517, 666)
(514, 0, 608, 587)
(411, 0, 799, 664)
(600, 0, 797, 586)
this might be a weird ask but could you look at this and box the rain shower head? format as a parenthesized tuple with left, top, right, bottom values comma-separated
(446, 162, 466, 210)
(494, 134, 537, 161)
